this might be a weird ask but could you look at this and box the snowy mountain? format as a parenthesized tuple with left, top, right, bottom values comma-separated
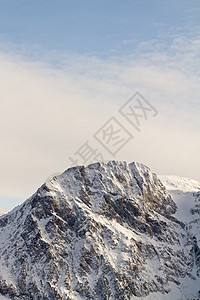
(159, 176, 200, 279)
(0, 161, 199, 300)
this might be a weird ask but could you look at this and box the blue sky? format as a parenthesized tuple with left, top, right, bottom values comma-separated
(0, 1, 200, 210)
(0, 0, 199, 57)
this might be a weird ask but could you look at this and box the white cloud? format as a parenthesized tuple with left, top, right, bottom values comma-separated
(0, 33, 199, 209)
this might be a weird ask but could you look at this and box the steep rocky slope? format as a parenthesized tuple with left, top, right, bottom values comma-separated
(0, 161, 199, 299)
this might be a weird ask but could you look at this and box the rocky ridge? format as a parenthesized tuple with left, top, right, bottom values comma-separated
(0, 161, 199, 299)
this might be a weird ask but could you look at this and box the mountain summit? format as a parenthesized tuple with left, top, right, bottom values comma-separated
(0, 161, 199, 299)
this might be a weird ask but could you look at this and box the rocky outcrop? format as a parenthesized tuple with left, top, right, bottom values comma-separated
(0, 161, 199, 299)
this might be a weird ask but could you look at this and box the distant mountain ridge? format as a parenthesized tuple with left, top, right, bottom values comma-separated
(0, 161, 199, 299)
(0, 209, 9, 217)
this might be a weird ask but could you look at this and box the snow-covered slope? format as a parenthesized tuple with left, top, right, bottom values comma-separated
(0, 162, 199, 299)
(159, 175, 200, 222)
(0, 209, 9, 217)
(159, 175, 200, 281)
(0, 296, 11, 300)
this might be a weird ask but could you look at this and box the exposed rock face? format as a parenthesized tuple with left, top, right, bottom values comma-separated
(0, 161, 199, 299)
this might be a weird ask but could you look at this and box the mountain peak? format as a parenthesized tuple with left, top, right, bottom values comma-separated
(0, 161, 199, 299)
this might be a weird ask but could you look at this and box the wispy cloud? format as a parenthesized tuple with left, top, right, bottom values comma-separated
(0, 32, 199, 209)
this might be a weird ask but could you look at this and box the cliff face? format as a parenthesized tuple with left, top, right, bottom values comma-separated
(0, 161, 199, 300)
